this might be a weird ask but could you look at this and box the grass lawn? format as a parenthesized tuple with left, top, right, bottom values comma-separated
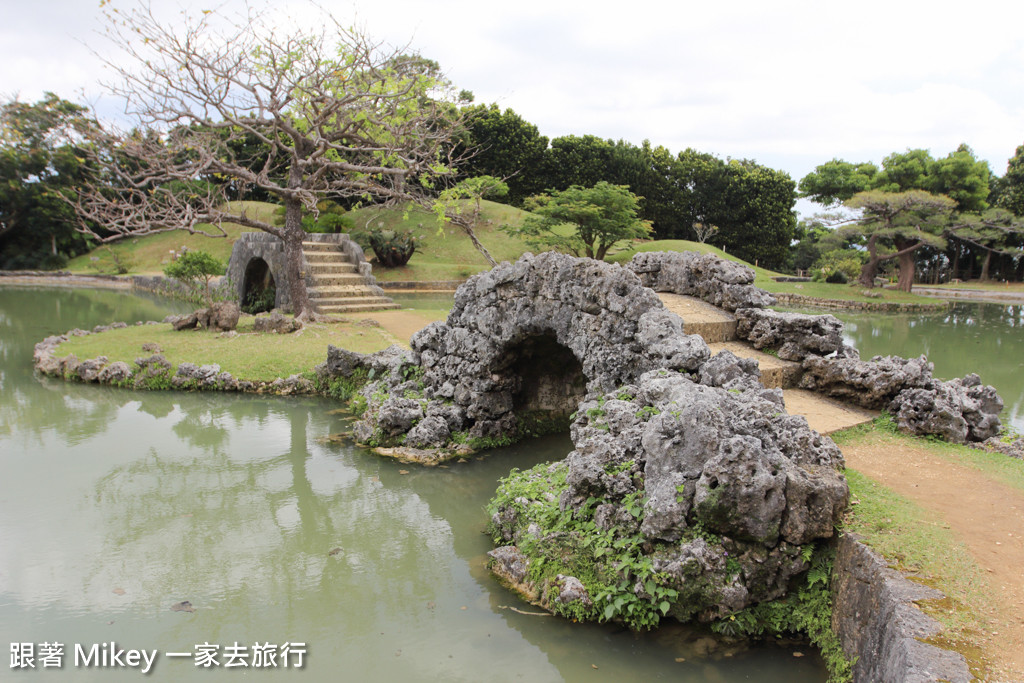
(54, 317, 395, 383)
(347, 200, 539, 282)
(66, 201, 276, 275)
(757, 279, 940, 305)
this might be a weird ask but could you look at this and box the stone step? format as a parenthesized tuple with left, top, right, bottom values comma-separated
(316, 301, 402, 313)
(312, 295, 396, 306)
(306, 262, 360, 275)
(657, 292, 737, 343)
(302, 240, 349, 252)
(307, 286, 383, 298)
(782, 388, 878, 435)
(308, 272, 365, 285)
(303, 252, 354, 264)
(707, 341, 803, 389)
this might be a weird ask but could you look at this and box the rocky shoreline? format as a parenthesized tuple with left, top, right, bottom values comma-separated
(772, 292, 949, 312)
(32, 320, 322, 396)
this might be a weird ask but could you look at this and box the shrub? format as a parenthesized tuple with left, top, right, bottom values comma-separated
(275, 200, 354, 234)
(163, 250, 226, 304)
(242, 284, 276, 314)
(363, 229, 417, 268)
(813, 249, 863, 283)
(89, 246, 136, 275)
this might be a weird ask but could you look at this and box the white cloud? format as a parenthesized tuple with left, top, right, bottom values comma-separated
(3, 0, 1024, 209)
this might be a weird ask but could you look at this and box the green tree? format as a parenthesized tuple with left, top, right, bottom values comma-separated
(507, 182, 652, 261)
(69, 3, 464, 320)
(544, 135, 615, 190)
(456, 104, 548, 205)
(802, 146, 990, 213)
(844, 190, 956, 291)
(0, 94, 96, 269)
(872, 149, 935, 193)
(715, 160, 797, 269)
(996, 141, 1024, 216)
(926, 144, 991, 213)
(945, 209, 1024, 281)
(798, 159, 879, 206)
(163, 250, 226, 305)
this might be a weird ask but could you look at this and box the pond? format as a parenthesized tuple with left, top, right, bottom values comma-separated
(0, 285, 825, 682)
(828, 302, 1024, 433)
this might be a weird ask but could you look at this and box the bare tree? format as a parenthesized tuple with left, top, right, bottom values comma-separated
(69, 2, 464, 320)
(691, 221, 719, 244)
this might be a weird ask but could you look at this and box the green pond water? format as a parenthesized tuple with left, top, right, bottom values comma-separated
(0, 285, 825, 682)
(826, 302, 1024, 433)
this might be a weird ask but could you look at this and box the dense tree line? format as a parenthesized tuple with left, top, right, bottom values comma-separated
(456, 112, 798, 269)
(0, 94, 99, 269)
(799, 145, 1024, 285)
(6, 72, 1021, 283)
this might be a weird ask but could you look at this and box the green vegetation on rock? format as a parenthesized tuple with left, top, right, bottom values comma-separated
(486, 461, 852, 682)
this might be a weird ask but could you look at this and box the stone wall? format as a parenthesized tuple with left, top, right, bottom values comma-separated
(832, 534, 972, 683)
(773, 292, 948, 312)
(626, 251, 775, 311)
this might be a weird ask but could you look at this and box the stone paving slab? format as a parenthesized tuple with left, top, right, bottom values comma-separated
(657, 292, 737, 342)
(782, 388, 878, 435)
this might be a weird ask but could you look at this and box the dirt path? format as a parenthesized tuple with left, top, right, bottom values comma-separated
(842, 441, 1024, 681)
(338, 309, 447, 347)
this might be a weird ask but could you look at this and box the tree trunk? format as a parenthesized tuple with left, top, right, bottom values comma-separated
(897, 249, 916, 292)
(858, 235, 881, 288)
(858, 257, 880, 288)
(282, 197, 311, 320)
(980, 250, 992, 281)
(455, 219, 497, 267)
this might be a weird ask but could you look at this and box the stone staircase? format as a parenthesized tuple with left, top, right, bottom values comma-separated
(657, 292, 876, 434)
(658, 293, 802, 389)
(303, 242, 400, 314)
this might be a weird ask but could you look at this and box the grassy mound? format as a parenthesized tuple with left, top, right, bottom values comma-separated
(66, 201, 276, 275)
(65, 198, 937, 305)
(346, 200, 537, 282)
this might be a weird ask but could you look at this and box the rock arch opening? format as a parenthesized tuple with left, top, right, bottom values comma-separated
(502, 333, 587, 434)
(242, 258, 276, 313)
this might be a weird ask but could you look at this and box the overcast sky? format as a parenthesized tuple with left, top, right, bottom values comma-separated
(4, 0, 1024, 212)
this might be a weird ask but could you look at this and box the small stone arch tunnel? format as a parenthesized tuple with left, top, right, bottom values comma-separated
(226, 233, 289, 311)
(226, 232, 372, 313)
(406, 251, 711, 441)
